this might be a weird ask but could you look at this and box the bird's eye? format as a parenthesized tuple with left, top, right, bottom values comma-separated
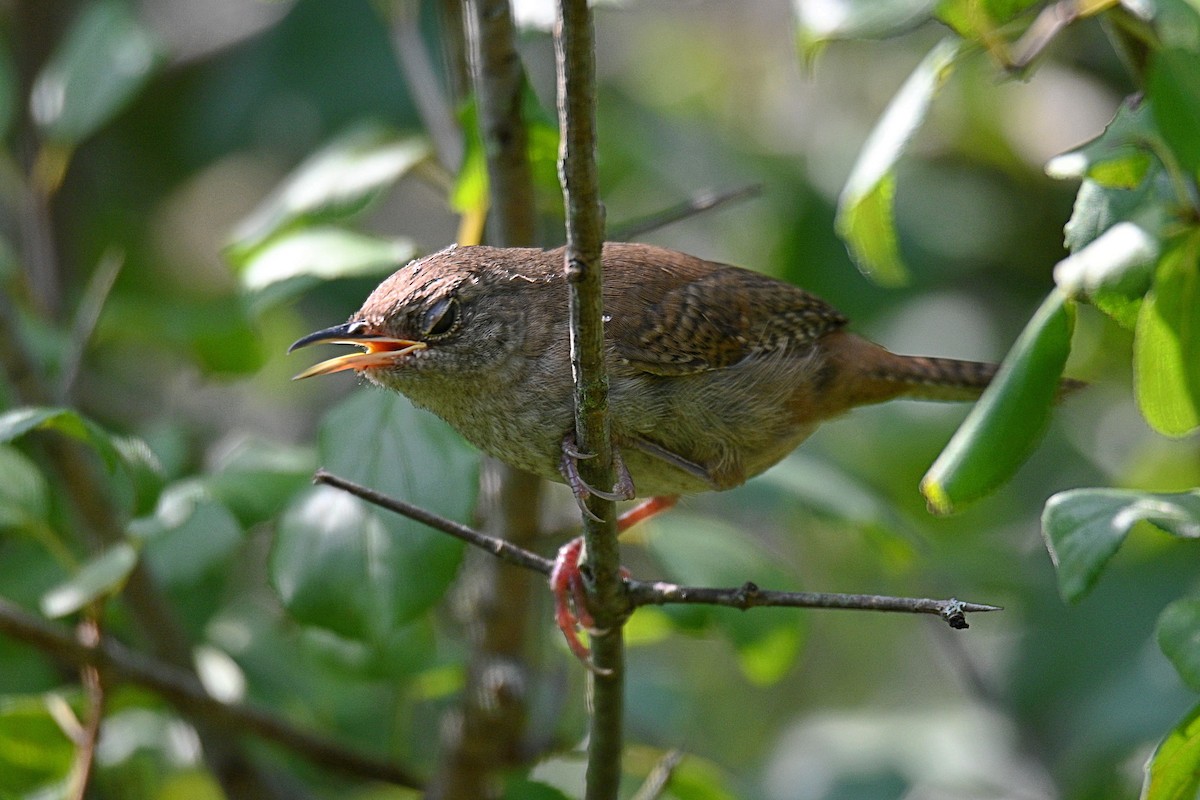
(422, 297, 460, 339)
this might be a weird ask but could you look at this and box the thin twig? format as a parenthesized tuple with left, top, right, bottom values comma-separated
(609, 184, 763, 241)
(66, 615, 104, 800)
(387, 0, 464, 172)
(315, 469, 553, 574)
(59, 248, 123, 402)
(0, 597, 424, 789)
(313, 470, 1003, 627)
(630, 749, 684, 800)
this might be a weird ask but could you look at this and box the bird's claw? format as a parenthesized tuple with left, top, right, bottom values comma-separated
(550, 536, 630, 675)
(559, 434, 636, 519)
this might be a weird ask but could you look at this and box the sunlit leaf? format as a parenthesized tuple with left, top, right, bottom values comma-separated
(936, 0, 1043, 41)
(30, 0, 165, 145)
(0, 408, 162, 508)
(1148, 47, 1200, 178)
(0, 695, 75, 795)
(238, 227, 417, 313)
(1135, 235, 1200, 437)
(41, 542, 138, 617)
(1054, 221, 1158, 303)
(922, 291, 1075, 514)
(271, 391, 477, 641)
(1157, 598, 1200, 691)
(836, 37, 960, 285)
(129, 482, 243, 587)
(230, 126, 431, 258)
(1042, 488, 1200, 603)
(792, 0, 938, 61)
(1143, 702, 1200, 800)
(1045, 99, 1157, 190)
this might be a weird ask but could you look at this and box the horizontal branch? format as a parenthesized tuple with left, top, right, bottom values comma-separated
(314, 470, 1001, 628)
(0, 597, 423, 788)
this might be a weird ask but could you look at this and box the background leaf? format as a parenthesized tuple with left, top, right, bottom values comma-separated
(836, 37, 959, 285)
(1042, 489, 1200, 603)
(271, 390, 477, 641)
(1143, 702, 1200, 800)
(0, 695, 76, 795)
(646, 514, 804, 685)
(40, 542, 138, 618)
(1135, 234, 1200, 437)
(29, 0, 164, 145)
(1158, 598, 1200, 691)
(922, 291, 1075, 514)
(229, 127, 431, 258)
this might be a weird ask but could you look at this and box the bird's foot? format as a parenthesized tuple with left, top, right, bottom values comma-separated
(550, 495, 680, 671)
(559, 433, 636, 520)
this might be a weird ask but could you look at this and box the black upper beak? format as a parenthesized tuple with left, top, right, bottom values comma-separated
(288, 321, 372, 353)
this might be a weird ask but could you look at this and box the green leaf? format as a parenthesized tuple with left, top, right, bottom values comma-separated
(836, 37, 960, 286)
(666, 754, 740, 800)
(647, 514, 803, 685)
(922, 291, 1075, 514)
(1041, 488, 1200, 603)
(29, 0, 165, 145)
(0, 694, 75, 795)
(271, 391, 477, 641)
(1158, 598, 1200, 691)
(41, 542, 138, 617)
(201, 437, 315, 527)
(229, 126, 431, 257)
(936, 0, 1042, 40)
(238, 228, 417, 314)
(792, 0, 939, 61)
(1046, 99, 1157, 190)
(1054, 221, 1159, 303)
(0, 408, 162, 507)
(129, 483, 243, 587)
(1148, 47, 1200, 179)
(103, 295, 265, 375)
(1143, 702, 1200, 800)
(503, 775, 575, 800)
(1135, 235, 1200, 437)
(0, 445, 50, 534)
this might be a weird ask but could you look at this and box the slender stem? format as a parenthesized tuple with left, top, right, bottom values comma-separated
(554, 1, 626, 796)
(609, 184, 762, 241)
(0, 597, 424, 788)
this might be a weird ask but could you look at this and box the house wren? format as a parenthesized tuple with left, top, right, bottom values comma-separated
(291, 242, 1049, 663)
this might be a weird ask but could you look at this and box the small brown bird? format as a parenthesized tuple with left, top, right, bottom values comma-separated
(292, 242, 1009, 663)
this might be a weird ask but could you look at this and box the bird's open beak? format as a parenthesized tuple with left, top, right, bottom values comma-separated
(288, 321, 427, 380)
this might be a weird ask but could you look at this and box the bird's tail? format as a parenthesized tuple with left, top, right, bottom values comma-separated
(877, 351, 1086, 402)
(880, 354, 1000, 402)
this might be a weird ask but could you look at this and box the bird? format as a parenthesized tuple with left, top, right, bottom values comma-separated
(290, 241, 1066, 666)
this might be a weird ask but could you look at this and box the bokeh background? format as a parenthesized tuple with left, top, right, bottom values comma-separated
(2, 1, 1196, 798)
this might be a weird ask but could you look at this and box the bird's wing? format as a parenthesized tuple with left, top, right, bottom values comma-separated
(602, 245, 848, 376)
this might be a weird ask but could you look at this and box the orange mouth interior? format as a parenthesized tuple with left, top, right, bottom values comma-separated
(292, 339, 427, 380)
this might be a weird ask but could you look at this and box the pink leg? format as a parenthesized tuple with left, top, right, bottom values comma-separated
(550, 495, 680, 670)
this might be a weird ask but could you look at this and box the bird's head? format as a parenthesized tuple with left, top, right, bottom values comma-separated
(289, 245, 553, 389)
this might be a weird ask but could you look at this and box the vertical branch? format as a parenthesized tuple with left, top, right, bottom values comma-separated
(425, 1, 543, 797)
(555, 2, 626, 798)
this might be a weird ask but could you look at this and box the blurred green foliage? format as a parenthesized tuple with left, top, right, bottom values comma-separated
(0, 0, 1198, 798)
